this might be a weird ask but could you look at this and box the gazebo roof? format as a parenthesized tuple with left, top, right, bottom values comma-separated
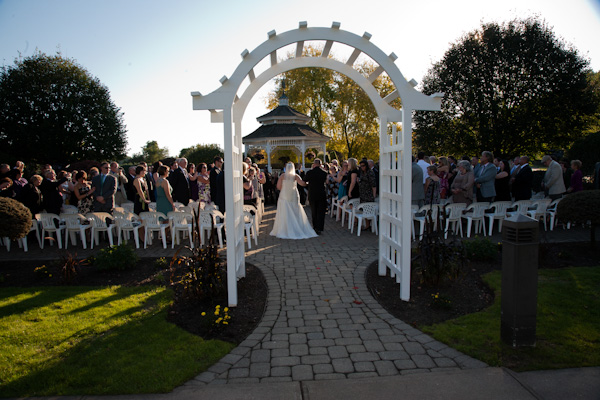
(243, 123, 328, 143)
(256, 104, 310, 124)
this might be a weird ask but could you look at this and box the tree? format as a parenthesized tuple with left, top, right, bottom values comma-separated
(567, 131, 600, 177)
(413, 18, 599, 159)
(179, 143, 224, 165)
(128, 140, 170, 164)
(0, 52, 127, 166)
(267, 46, 399, 160)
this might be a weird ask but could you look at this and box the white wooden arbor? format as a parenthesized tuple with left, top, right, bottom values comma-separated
(192, 22, 442, 306)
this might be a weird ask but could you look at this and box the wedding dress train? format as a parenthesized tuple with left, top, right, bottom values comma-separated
(270, 172, 317, 240)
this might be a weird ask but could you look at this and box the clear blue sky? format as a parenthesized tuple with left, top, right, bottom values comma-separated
(1, 0, 599, 158)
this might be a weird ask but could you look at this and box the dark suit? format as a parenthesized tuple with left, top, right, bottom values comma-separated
(40, 177, 67, 215)
(91, 173, 117, 213)
(125, 174, 136, 202)
(209, 166, 225, 212)
(512, 164, 533, 200)
(168, 167, 190, 205)
(304, 166, 328, 232)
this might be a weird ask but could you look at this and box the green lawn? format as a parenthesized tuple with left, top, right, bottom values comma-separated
(0, 286, 234, 397)
(422, 266, 600, 371)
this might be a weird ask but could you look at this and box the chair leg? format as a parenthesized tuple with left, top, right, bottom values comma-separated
(22, 237, 28, 252)
(56, 231, 63, 249)
(161, 228, 167, 249)
(188, 227, 194, 249)
(3, 237, 10, 252)
(488, 217, 494, 236)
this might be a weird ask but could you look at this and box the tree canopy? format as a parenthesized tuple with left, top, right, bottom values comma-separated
(179, 143, 224, 165)
(0, 52, 127, 167)
(413, 18, 599, 159)
(128, 140, 170, 164)
(267, 46, 400, 161)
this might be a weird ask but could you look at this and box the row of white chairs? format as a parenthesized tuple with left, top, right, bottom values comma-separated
(330, 196, 379, 237)
(411, 198, 563, 240)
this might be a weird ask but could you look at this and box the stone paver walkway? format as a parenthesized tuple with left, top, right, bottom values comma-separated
(182, 205, 487, 387)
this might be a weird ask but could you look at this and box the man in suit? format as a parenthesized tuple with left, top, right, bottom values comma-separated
(124, 166, 137, 202)
(512, 156, 533, 200)
(92, 162, 117, 213)
(474, 151, 497, 203)
(209, 156, 225, 213)
(168, 158, 190, 205)
(541, 155, 566, 200)
(110, 162, 129, 206)
(412, 156, 425, 207)
(303, 158, 328, 234)
(40, 169, 67, 215)
(368, 159, 379, 197)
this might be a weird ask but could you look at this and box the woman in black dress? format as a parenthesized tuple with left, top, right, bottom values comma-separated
(494, 160, 511, 201)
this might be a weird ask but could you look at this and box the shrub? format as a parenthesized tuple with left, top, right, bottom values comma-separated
(0, 197, 32, 240)
(567, 131, 600, 177)
(58, 252, 88, 283)
(463, 236, 498, 261)
(92, 243, 139, 271)
(414, 207, 466, 287)
(557, 190, 600, 244)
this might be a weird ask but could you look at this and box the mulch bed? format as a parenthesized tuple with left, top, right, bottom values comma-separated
(366, 241, 600, 329)
(0, 253, 267, 345)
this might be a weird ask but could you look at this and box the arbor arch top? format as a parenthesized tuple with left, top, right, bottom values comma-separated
(191, 22, 443, 306)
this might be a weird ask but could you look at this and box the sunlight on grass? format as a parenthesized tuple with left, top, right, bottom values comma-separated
(422, 266, 600, 371)
(0, 286, 234, 397)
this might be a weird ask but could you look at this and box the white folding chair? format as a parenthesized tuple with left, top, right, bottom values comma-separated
(114, 212, 142, 249)
(198, 211, 214, 246)
(444, 203, 467, 238)
(547, 198, 562, 231)
(39, 212, 64, 249)
(243, 204, 260, 237)
(243, 210, 258, 249)
(341, 198, 360, 228)
(350, 202, 378, 236)
(121, 202, 135, 214)
(331, 195, 347, 220)
(61, 204, 78, 214)
(86, 212, 115, 249)
(461, 202, 490, 238)
(168, 211, 194, 249)
(507, 200, 534, 218)
(210, 210, 226, 248)
(139, 211, 168, 249)
(413, 204, 439, 240)
(485, 201, 513, 236)
(527, 199, 552, 230)
(61, 213, 91, 249)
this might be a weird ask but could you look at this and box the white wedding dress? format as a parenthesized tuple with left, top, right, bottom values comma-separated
(270, 171, 317, 240)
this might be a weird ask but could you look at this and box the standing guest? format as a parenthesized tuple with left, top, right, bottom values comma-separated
(412, 156, 425, 207)
(125, 166, 137, 202)
(511, 156, 533, 201)
(541, 155, 566, 200)
(471, 156, 481, 177)
(0, 177, 15, 198)
(0, 164, 11, 179)
(474, 151, 496, 203)
(169, 158, 191, 205)
(368, 159, 379, 196)
(155, 165, 175, 216)
(197, 163, 211, 204)
(494, 160, 512, 201)
(242, 163, 256, 207)
(451, 160, 475, 205)
(510, 157, 521, 175)
(20, 175, 44, 215)
(57, 170, 72, 205)
(335, 160, 349, 201)
(296, 163, 307, 206)
(417, 152, 430, 185)
(346, 158, 361, 200)
(140, 162, 155, 202)
(88, 166, 99, 180)
(40, 170, 67, 214)
(326, 164, 339, 210)
(9, 168, 28, 200)
(210, 156, 225, 212)
(447, 156, 458, 187)
(567, 160, 583, 193)
(73, 171, 95, 215)
(437, 156, 450, 200)
(424, 165, 441, 205)
(91, 162, 117, 213)
(304, 158, 328, 234)
(110, 162, 129, 206)
(358, 159, 377, 230)
(133, 165, 151, 214)
(187, 162, 199, 202)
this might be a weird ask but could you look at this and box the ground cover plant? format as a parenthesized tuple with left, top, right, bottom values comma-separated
(367, 241, 600, 371)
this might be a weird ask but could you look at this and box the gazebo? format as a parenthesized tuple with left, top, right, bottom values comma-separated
(242, 92, 329, 171)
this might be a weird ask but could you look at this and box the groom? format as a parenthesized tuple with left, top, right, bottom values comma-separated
(303, 158, 328, 234)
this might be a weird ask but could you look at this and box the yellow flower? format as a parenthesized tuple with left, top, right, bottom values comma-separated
(214, 311, 219, 315)
(224, 307, 229, 312)
(201, 312, 206, 316)
(223, 322, 228, 325)
(216, 305, 220, 308)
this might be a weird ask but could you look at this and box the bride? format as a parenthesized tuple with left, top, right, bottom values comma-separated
(270, 162, 317, 239)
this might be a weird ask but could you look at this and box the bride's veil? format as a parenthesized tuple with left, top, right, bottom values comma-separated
(284, 162, 296, 180)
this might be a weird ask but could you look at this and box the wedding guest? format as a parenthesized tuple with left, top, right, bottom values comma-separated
(451, 160, 474, 205)
(541, 155, 566, 200)
(133, 165, 151, 214)
(197, 163, 211, 204)
(437, 156, 450, 200)
(110, 162, 129, 206)
(40, 169, 67, 214)
(73, 171, 95, 215)
(210, 156, 225, 212)
(242, 163, 256, 207)
(424, 165, 441, 205)
(357, 159, 376, 231)
(494, 160, 511, 201)
(156, 165, 175, 217)
(20, 174, 43, 215)
(567, 160, 583, 193)
(347, 158, 360, 200)
(0, 177, 15, 199)
(187, 162, 200, 201)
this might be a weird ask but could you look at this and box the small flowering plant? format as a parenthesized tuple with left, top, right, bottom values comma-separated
(201, 304, 232, 333)
(430, 292, 452, 310)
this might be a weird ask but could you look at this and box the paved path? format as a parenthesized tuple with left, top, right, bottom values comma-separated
(182, 205, 487, 387)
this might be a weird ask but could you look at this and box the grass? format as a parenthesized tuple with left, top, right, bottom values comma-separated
(0, 286, 234, 397)
(421, 266, 600, 371)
